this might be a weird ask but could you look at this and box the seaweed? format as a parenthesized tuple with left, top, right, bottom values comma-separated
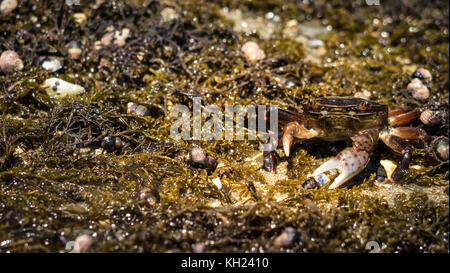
(0, 0, 448, 252)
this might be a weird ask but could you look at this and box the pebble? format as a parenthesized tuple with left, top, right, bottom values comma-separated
(283, 19, 299, 37)
(241, 41, 266, 62)
(420, 110, 441, 126)
(209, 177, 222, 190)
(306, 39, 324, 49)
(0, 0, 17, 14)
(73, 13, 87, 24)
(273, 227, 300, 248)
(126, 102, 150, 116)
(113, 28, 130, 47)
(412, 68, 432, 82)
(66, 41, 82, 59)
(42, 78, 85, 98)
(354, 90, 372, 100)
(74, 234, 93, 253)
(160, 7, 179, 22)
(100, 28, 130, 47)
(360, 46, 372, 58)
(101, 136, 122, 153)
(101, 32, 114, 46)
(302, 177, 321, 189)
(407, 78, 429, 102)
(38, 56, 63, 72)
(0, 50, 23, 74)
(192, 242, 206, 253)
(94, 0, 106, 9)
(138, 187, 159, 205)
(190, 147, 217, 170)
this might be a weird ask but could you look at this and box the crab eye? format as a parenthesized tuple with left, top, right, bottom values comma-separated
(358, 102, 368, 111)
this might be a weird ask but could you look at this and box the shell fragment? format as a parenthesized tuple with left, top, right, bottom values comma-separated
(42, 78, 85, 98)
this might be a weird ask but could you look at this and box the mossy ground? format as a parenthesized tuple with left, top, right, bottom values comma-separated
(0, 0, 448, 252)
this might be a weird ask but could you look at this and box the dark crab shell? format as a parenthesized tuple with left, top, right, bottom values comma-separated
(301, 97, 388, 141)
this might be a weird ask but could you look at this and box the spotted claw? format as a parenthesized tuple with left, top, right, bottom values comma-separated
(312, 148, 370, 189)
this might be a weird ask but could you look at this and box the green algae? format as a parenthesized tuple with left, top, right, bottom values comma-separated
(0, 0, 448, 252)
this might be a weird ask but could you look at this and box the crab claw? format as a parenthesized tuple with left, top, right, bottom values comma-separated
(282, 133, 293, 157)
(312, 148, 370, 190)
(282, 121, 319, 157)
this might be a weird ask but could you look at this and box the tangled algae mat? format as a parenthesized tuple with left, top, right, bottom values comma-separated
(0, 0, 448, 252)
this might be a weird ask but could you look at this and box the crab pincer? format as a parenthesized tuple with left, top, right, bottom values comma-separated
(311, 129, 377, 189)
(312, 148, 370, 189)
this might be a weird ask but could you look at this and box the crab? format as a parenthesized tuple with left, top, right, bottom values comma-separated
(262, 97, 449, 189)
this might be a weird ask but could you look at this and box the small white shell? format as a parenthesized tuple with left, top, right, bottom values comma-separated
(0, 0, 18, 15)
(160, 7, 179, 23)
(241, 41, 266, 62)
(42, 78, 85, 98)
(209, 177, 222, 190)
(41, 57, 63, 72)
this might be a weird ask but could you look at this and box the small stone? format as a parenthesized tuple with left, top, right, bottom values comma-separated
(94, 0, 106, 9)
(126, 102, 138, 114)
(74, 235, 93, 253)
(113, 28, 130, 47)
(73, 13, 87, 24)
(160, 7, 179, 22)
(306, 39, 324, 49)
(66, 41, 82, 59)
(190, 147, 217, 170)
(135, 105, 150, 116)
(407, 78, 429, 102)
(42, 78, 85, 98)
(0, 0, 17, 14)
(209, 177, 222, 190)
(420, 110, 441, 126)
(412, 68, 432, 82)
(101, 32, 114, 46)
(302, 177, 321, 189)
(284, 79, 297, 88)
(126, 102, 149, 116)
(38, 56, 63, 72)
(138, 187, 159, 205)
(354, 90, 371, 100)
(190, 147, 206, 165)
(273, 227, 300, 248)
(360, 46, 372, 58)
(192, 242, 206, 253)
(283, 19, 299, 37)
(0, 50, 23, 74)
(101, 136, 122, 153)
(304, 199, 319, 213)
(241, 41, 265, 62)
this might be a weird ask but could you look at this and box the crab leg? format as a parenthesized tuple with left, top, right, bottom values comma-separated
(388, 109, 420, 126)
(388, 107, 413, 117)
(312, 129, 378, 189)
(382, 126, 449, 170)
(379, 128, 412, 181)
(281, 121, 318, 157)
